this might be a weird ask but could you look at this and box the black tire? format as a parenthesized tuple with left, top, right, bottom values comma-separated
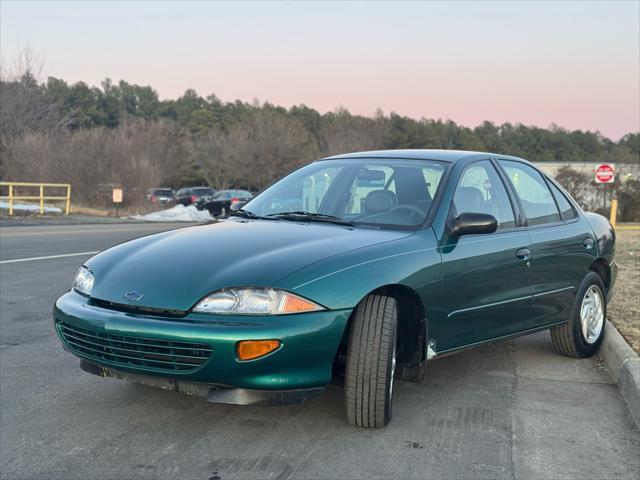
(550, 271, 606, 358)
(345, 295, 398, 428)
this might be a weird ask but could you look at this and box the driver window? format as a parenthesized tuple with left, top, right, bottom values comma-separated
(453, 161, 516, 230)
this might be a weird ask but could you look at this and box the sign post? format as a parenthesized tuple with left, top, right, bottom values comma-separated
(112, 188, 123, 217)
(594, 164, 615, 216)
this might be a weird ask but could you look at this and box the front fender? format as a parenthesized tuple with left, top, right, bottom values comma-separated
(276, 229, 441, 311)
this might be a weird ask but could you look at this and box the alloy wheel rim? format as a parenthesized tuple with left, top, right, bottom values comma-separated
(580, 285, 604, 344)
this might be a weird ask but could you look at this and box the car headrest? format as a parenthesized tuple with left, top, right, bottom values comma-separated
(364, 190, 397, 215)
(454, 187, 486, 214)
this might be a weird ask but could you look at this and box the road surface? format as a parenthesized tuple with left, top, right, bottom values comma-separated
(1, 223, 638, 480)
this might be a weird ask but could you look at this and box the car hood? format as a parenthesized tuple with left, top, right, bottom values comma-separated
(86, 219, 412, 312)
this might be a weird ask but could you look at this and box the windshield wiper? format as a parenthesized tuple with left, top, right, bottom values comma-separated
(267, 211, 354, 226)
(230, 209, 273, 220)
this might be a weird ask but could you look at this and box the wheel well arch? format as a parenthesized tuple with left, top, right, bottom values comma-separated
(371, 284, 427, 366)
(589, 258, 611, 292)
(332, 284, 427, 380)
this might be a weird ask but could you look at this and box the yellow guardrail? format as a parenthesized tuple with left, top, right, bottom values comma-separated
(0, 182, 71, 215)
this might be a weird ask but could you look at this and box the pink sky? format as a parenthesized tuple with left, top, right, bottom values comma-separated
(2, 1, 638, 139)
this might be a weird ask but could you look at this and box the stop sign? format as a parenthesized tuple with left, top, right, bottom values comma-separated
(595, 163, 615, 184)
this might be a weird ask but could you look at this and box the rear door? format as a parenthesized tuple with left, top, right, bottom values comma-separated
(438, 159, 532, 351)
(497, 159, 592, 328)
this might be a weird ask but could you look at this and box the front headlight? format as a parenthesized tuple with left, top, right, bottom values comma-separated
(73, 266, 94, 296)
(192, 288, 325, 315)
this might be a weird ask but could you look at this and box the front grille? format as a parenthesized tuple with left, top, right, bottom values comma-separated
(57, 322, 212, 373)
(89, 298, 187, 318)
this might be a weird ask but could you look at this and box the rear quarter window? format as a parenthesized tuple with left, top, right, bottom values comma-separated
(548, 181, 578, 221)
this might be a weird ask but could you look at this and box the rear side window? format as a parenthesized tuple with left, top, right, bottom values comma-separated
(499, 160, 561, 226)
(548, 181, 577, 221)
(453, 160, 516, 230)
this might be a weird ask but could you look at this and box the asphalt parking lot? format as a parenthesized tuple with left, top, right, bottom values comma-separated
(1, 222, 638, 480)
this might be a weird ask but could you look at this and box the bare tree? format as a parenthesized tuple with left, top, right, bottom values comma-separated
(555, 166, 592, 207)
(193, 109, 319, 191)
(4, 119, 182, 205)
(0, 44, 46, 81)
(320, 108, 389, 156)
(190, 129, 235, 190)
(0, 47, 65, 179)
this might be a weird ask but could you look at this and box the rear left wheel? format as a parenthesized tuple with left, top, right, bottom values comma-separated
(344, 295, 398, 428)
(550, 271, 606, 358)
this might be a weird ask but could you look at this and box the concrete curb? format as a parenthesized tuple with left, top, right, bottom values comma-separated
(600, 321, 640, 427)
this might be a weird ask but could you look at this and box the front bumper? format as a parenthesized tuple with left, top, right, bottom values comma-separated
(54, 290, 351, 391)
(80, 360, 324, 405)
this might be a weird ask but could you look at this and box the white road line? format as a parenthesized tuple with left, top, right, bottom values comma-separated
(0, 251, 99, 264)
(0, 224, 185, 237)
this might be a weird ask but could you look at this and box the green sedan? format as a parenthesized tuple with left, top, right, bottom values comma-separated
(53, 150, 616, 428)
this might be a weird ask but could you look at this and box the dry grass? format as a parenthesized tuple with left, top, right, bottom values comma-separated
(69, 205, 111, 216)
(608, 227, 640, 353)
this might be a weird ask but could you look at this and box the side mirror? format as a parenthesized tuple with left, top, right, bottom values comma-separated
(449, 212, 497, 237)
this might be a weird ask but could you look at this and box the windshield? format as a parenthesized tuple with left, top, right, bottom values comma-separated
(242, 159, 448, 228)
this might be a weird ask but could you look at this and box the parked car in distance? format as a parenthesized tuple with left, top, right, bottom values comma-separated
(146, 188, 175, 207)
(198, 189, 254, 217)
(54, 150, 615, 428)
(174, 187, 216, 206)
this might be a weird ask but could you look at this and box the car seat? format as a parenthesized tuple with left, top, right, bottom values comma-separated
(364, 190, 398, 215)
(453, 186, 488, 215)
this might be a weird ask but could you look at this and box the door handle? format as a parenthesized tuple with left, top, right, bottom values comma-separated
(516, 248, 531, 260)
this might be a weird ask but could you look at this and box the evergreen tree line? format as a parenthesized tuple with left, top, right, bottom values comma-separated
(1, 71, 638, 210)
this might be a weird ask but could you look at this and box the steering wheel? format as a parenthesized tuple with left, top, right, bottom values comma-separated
(389, 205, 424, 217)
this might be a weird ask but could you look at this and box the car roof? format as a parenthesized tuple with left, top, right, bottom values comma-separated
(321, 149, 525, 163)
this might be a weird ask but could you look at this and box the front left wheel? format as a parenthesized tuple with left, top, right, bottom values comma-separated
(344, 295, 398, 428)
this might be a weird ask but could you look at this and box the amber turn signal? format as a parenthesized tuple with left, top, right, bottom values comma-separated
(281, 294, 320, 314)
(237, 340, 281, 361)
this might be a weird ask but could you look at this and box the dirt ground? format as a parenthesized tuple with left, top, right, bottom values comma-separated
(608, 227, 640, 353)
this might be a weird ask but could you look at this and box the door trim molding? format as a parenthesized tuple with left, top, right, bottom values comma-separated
(448, 294, 531, 319)
(532, 286, 575, 298)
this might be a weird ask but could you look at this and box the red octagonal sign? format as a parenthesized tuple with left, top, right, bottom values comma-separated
(595, 163, 615, 184)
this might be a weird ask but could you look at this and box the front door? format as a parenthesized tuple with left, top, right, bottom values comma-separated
(438, 159, 532, 352)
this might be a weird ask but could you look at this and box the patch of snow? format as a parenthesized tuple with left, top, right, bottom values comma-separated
(0, 201, 62, 214)
(130, 204, 213, 222)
